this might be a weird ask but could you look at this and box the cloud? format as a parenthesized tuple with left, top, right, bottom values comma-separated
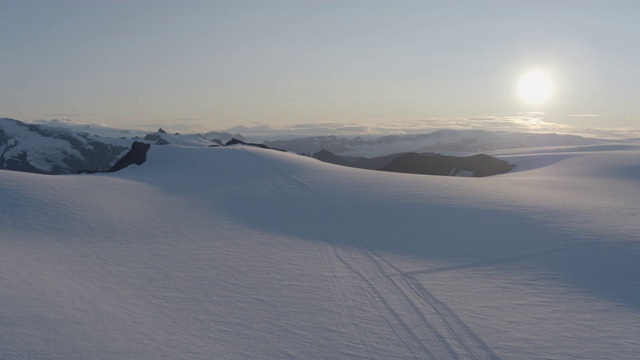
(518, 112, 546, 116)
(569, 114, 601, 117)
(560, 126, 640, 140)
(30, 118, 110, 128)
(220, 114, 576, 139)
(23, 115, 640, 141)
(45, 113, 83, 117)
(141, 119, 212, 133)
(226, 124, 274, 133)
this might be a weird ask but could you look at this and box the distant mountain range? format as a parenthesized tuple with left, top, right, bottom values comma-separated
(136, 127, 244, 146)
(0, 118, 130, 174)
(265, 130, 599, 157)
(0, 117, 602, 177)
(0, 118, 241, 174)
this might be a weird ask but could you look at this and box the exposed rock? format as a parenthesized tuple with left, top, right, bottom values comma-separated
(224, 138, 286, 152)
(144, 133, 170, 145)
(201, 131, 244, 144)
(312, 148, 515, 177)
(0, 118, 129, 175)
(311, 149, 352, 166)
(107, 141, 152, 172)
(379, 153, 515, 177)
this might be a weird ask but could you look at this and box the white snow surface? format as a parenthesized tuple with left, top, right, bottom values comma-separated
(1, 143, 639, 359)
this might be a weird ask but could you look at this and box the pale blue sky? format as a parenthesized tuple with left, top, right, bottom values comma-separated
(1, 0, 639, 132)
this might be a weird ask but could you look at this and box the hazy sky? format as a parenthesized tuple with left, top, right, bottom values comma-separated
(1, 0, 639, 133)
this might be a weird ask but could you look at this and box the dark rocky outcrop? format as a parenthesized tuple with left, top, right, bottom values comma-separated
(312, 149, 515, 177)
(379, 153, 515, 177)
(224, 138, 286, 152)
(311, 149, 353, 166)
(144, 133, 170, 145)
(201, 131, 244, 144)
(312, 149, 405, 170)
(2, 151, 47, 174)
(107, 141, 151, 172)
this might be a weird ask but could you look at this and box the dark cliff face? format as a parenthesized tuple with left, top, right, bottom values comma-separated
(107, 141, 152, 172)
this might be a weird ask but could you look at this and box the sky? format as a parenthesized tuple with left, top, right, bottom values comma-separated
(1, 0, 639, 134)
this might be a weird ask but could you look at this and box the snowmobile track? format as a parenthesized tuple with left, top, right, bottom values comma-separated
(243, 149, 499, 359)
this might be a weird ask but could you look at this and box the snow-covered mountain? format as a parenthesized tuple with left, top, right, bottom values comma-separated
(27, 120, 244, 145)
(137, 128, 244, 146)
(1, 141, 639, 359)
(0, 119, 245, 174)
(0, 118, 131, 174)
(264, 130, 601, 157)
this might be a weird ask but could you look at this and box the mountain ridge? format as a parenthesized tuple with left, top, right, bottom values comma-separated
(265, 130, 600, 157)
(312, 148, 515, 177)
(0, 118, 245, 174)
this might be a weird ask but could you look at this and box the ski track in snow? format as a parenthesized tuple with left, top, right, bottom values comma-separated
(2, 143, 639, 359)
(243, 148, 499, 359)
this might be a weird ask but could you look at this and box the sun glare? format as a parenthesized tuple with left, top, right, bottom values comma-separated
(518, 71, 552, 104)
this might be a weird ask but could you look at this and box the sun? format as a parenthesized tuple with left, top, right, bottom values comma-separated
(518, 70, 552, 104)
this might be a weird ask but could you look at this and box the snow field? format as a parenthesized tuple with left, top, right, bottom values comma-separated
(1, 143, 639, 359)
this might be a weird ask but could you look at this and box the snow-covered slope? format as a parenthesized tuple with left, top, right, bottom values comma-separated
(1, 143, 639, 359)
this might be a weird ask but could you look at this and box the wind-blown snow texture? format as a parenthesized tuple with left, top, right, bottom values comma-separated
(1, 142, 639, 359)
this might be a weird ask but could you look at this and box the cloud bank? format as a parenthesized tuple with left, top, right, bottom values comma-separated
(224, 114, 573, 138)
(22, 115, 640, 141)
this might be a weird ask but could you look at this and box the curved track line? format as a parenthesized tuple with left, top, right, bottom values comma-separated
(242, 149, 500, 359)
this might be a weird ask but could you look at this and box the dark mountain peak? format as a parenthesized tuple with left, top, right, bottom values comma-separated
(313, 148, 332, 156)
(158, 128, 167, 134)
(312, 149, 352, 166)
(201, 131, 245, 144)
(108, 141, 151, 172)
(225, 138, 247, 146)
